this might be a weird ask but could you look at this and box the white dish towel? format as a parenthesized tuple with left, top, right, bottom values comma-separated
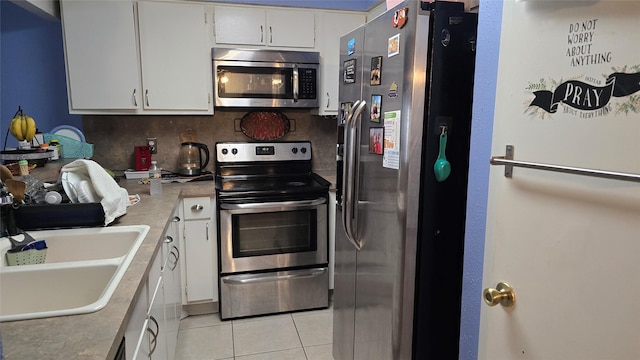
(61, 159, 129, 225)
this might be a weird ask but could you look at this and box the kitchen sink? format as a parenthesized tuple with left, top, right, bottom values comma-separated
(0, 225, 149, 322)
(0, 225, 150, 266)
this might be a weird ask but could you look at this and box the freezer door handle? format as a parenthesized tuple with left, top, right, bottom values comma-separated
(222, 267, 327, 284)
(342, 100, 366, 251)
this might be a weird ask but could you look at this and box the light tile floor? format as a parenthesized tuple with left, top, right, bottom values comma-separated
(175, 306, 334, 360)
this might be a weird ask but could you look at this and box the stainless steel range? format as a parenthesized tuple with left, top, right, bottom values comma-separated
(215, 141, 330, 320)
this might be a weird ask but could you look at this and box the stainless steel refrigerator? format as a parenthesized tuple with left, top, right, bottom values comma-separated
(333, 1, 478, 359)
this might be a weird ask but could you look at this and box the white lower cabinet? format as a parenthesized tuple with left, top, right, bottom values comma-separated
(180, 197, 218, 304)
(126, 206, 182, 360)
(125, 276, 149, 360)
(162, 215, 182, 359)
(146, 276, 168, 360)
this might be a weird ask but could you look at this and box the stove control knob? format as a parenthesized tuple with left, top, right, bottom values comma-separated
(221, 148, 228, 155)
(301, 147, 307, 154)
(292, 147, 298, 154)
(232, 148, 238, 155)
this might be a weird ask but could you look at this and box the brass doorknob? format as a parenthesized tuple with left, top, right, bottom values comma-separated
(483, 282, 515, 307)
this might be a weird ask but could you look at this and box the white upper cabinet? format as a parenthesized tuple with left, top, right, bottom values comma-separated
(138, 1, 210, 111)
(266, 9, 315, 48)
(61, 0, 140, 111)
(313, 11, 366, 115)
(60, 0, 213, 114)
(213, 6, 264, 46)
(214, 6, 315, 48)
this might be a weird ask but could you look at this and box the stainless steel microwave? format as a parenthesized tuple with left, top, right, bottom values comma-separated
(212, 48, 319, 108)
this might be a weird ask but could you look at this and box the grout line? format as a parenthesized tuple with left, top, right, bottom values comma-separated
(302, 345, 311, 360)
(231, 320, 236, 359)
(291, 313, 304, 347)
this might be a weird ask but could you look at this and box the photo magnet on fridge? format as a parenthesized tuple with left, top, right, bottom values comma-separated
(370, 56, 382, 86)
(369, 127, 384, 155)
(371, 94, 382, 122)
(388, 34, 400, 57)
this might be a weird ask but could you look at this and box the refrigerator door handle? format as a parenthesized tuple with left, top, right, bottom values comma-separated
(342, 100, 367, 251)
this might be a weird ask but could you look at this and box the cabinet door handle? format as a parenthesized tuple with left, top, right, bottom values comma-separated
(260, 25, 263, 43)
(173, 216, 181, 222)
(165, 235, 174, 244)
(206, 223, 209, 241)
(170, 245, 180, 270)
(146, 327, 157, 355)
(148, 315, 159, 355)
(326, 92, 330, 109)
(269, 26, 273, 43)
(191, 204, 204, 212)
(145, 89, 149, 107)
(132, 89, 138, 107)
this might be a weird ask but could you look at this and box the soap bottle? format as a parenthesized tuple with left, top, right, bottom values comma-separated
(149, 161, 162, 196)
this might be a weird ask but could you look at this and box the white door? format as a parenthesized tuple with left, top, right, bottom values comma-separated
(479, 1, 640, 359)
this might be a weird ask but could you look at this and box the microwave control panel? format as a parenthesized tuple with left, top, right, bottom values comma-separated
(299, 69, 317, 99)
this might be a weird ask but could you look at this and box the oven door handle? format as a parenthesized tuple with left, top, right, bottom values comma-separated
(342, 100, 366, 251)
(222, 267, 327, 285)
(219, 198, 326, 210)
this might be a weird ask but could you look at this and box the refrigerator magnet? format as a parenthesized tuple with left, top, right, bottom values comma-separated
(383, 110, 401, 170)
(370, 56, 382, 86)
(370, 94, 382, 122)
(343, 58, 357, 84)
(347, 38, 356, 56)
(369, 127, 384, 155)
(392, 7, 408, 29)
(388, 82, 398, 98)
(388, 34, 400, 57)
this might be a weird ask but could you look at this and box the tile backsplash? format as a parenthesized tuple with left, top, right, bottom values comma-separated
(82, 109, 337, 175)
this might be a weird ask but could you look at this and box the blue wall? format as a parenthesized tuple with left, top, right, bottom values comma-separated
(459, 1, 502, 359)
(0, 1, 81, 149)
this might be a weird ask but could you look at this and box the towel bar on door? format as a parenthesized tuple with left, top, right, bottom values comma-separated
(490, 145, 640, 183)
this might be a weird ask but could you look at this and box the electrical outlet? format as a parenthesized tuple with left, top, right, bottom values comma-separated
(147, 137, 158, 154)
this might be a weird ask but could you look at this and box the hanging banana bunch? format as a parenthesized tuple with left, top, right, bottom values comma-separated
(8, 106, 37, 142)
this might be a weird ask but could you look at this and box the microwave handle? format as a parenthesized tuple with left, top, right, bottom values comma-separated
(293, 64, 299, 103)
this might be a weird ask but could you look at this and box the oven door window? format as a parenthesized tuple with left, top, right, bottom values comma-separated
(217, 66, 293, 99)
(232, 209, 317, 257)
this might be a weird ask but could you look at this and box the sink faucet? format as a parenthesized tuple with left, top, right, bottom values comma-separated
(0, 179, 13, 205)
(0, 179, 18, 236)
